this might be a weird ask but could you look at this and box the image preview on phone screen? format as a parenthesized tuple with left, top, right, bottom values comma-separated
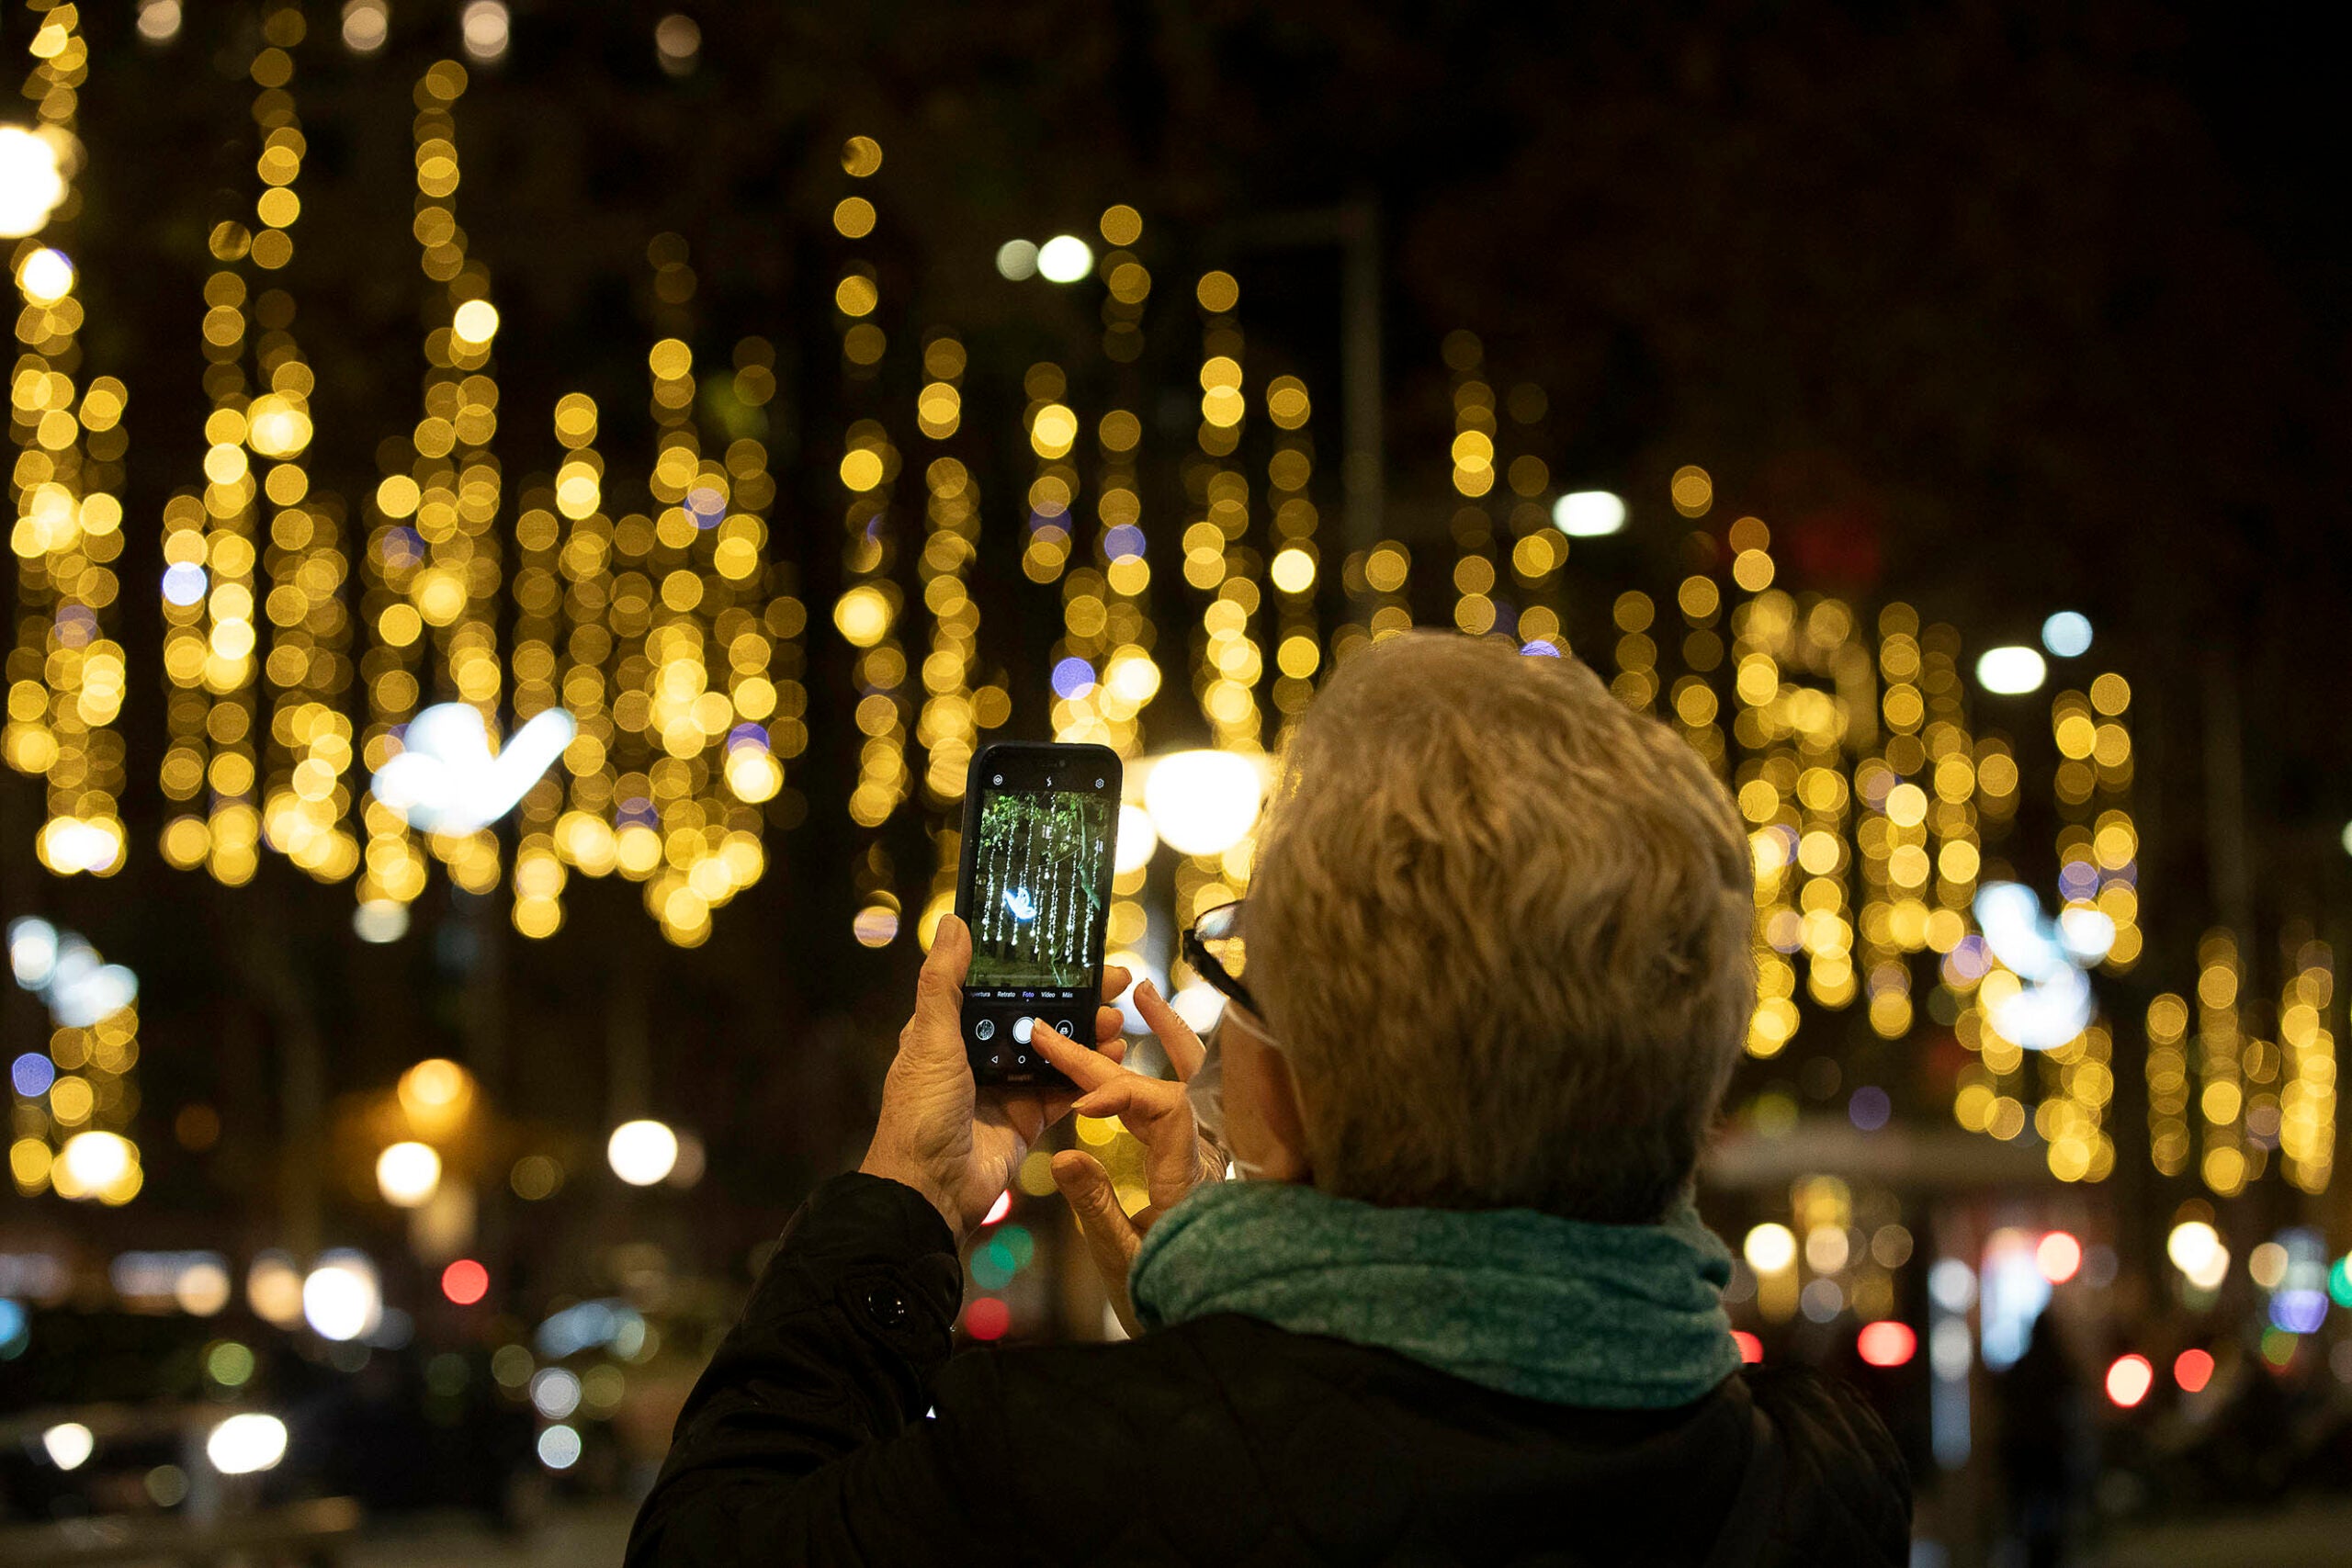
(969, 785, 1112, 987)
(964, 777, 1114, 1074)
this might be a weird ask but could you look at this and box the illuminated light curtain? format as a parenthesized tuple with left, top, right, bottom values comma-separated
(548, 391, 617, 886)
(507, 481, 563, 935)
(350, 57, 492, 918)
(1263, 375, 1319, 732)
(2278, 942, 2335, 1194)
(2195, 930, 2247, 1193)
(245, 16, 356, 889)
(1500, 384, 1566, 655)
(159, 31, 331, 888)
(831, 133, 907, 944)
(1099, 204, 1148, 364)
(1609, 590, 1657, 713)
(5, 3, 128, 881)
(1792, 599, 1858, 1014)
(912, 330, 985, 945)
(2085, 671, 2142, 966)
(420, 58, 505, 899)
(1669, 570, 1726, 775)
(1442, 333, 1501, 642)
(1021, 361, 1077, 589)
(2146, 992, 2193, 1176)
(1732, 581, 1801, 1060)
(8, 929, 144, 1206)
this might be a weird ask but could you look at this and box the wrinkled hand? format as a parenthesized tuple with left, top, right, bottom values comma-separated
(1031, 982, 1226, 1337)
(859, 913, 1128, 1247)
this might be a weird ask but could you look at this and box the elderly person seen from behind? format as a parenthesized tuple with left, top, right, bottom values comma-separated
(629, 631, 1911, 1566)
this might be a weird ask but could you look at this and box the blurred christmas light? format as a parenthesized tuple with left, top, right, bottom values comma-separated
(441, 1258, 489, 1304)
(1141, 750, 1261, 856)
(994, 239, 1038, 281)
(352, 899, 410, 943)
(1551, 490, 1626, 537)
(1114, 802, 1158, 875)
(2041, 611, 2092, 658)
(0, 125, 66, 236)
(460, 1, 509, 62)
(1731, 1330, 1763, 1364)
(1035, 235, 1093, 282)
(654, 14, 701, 74)
(368, 704, 575, 835)
(342, 2, 390, 54)
(16, 245, 71, 302)
(136, 0, 184, 44)
(246, 1253, 304, 1326)
(1973, 646, 2046, 695)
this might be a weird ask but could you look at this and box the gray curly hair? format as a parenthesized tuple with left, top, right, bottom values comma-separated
(1247, 631, 1755, 1224)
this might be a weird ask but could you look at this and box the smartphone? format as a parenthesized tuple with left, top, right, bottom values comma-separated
(955, 741, 1122, 1086)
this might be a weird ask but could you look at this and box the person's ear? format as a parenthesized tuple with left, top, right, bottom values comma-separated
(1228, 1023, 1312, 1184)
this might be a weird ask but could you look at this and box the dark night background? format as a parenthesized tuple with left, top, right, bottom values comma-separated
(3, 3, 2348, 1562)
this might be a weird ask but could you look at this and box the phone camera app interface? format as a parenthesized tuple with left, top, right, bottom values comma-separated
(967, 786, 1113, 993)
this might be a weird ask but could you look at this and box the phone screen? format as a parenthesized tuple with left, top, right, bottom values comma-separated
(956, 743, 1120, 1084)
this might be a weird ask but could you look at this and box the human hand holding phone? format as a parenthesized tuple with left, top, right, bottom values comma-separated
(1030, 982, 1227, 1337)
(859, 913, 1129, 1247)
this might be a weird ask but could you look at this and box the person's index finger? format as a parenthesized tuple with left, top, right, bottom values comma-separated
(1026, 1020, 1124, 1089)
(1101, 963, 1133, 1004)
(1134, 979, 1207, 1080)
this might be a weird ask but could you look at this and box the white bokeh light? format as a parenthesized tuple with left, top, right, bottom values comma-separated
(207, 1414, 288, 1475)
(1974, 646, 2047, 695)
(1141, 750, 1263, 858)
(1036, 235, 1094, 283)
(302, 1253, 382, 1342)
(1551, 491, 1627, 537)
(42, 1422, 94, 1470)
(375, 1142, 443, 1208)
(607, 1119, 680, 1187)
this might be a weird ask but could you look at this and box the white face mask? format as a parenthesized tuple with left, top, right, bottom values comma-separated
(1184, 1004, 1286, 1182)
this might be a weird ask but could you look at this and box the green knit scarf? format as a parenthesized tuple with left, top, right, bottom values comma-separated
(1129, 1179, 1742, 1409)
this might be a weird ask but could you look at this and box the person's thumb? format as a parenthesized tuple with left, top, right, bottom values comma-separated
(1052, 1150, 1144, 1328)
(906, 913, 970, 1047)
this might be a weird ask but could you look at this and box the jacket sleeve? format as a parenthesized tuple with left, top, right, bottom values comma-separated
(626, 1172, 1002, 1566)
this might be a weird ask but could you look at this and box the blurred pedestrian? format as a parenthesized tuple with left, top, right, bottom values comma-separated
(630, 633, 1911, 1565)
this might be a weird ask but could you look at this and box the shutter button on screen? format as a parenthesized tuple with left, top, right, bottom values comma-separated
(1012, 1017, 1035, 1045)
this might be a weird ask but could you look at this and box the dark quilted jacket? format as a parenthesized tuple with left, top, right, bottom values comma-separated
(628, 1174, 1911, 1566)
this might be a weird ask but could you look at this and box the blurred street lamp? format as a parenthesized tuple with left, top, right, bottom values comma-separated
(301, 1252, 382, 1341)
(376, 1141, 443, 1207)
(608, 1119, 680, 1186)
(207, 1414, 288, 1475)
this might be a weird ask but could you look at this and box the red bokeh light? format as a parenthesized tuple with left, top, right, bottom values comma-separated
(1731, 1330, 1763, 1365)
(982, 1190, 1012, 1228)
(2173, 1348, 2214, 1393)
(440, 1258, 489, 1306)
(1856, 1320, 1917, 1368)
(2106, 1353, 2154, 1408)
(965, 1296, 1011, 1341)
(2036, 1231, 2083, 1284)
